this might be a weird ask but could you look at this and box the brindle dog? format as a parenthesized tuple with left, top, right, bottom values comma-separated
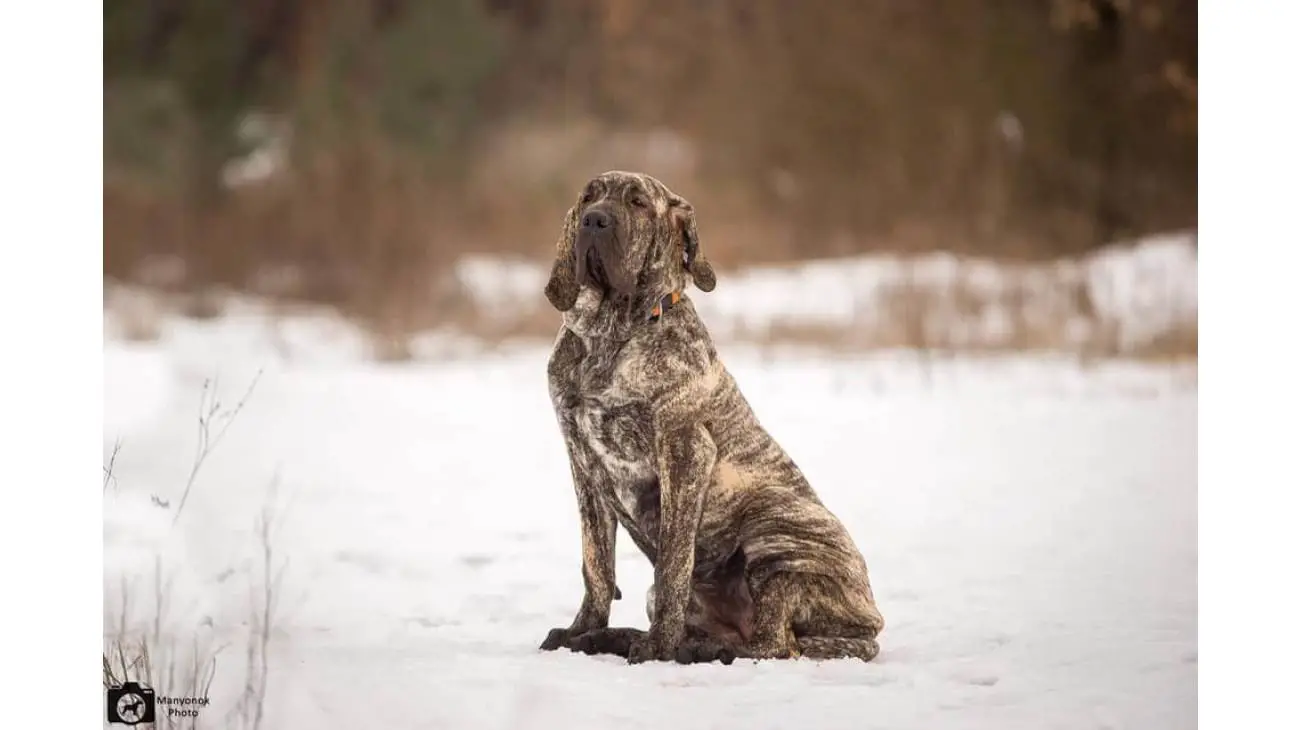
(539, 171, 885, 665)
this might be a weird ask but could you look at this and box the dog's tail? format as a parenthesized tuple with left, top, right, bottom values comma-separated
(795, 636, 880, 662)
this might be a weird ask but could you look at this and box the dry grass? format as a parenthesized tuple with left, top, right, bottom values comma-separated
(103, 563, 223, 730)
(416, 251, 1196, 360)
(105, 138, 465, 340)
(106, 161, 1196, 365)
(104, 375, 285, 730)
(104, 106, 1192, 349)
(105, 254, 1198, 363)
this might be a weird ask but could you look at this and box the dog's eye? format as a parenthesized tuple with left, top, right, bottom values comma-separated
(581, 191, 595, 204)
(630, 196, 648, 209)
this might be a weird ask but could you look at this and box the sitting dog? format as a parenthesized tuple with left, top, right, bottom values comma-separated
(539, 171, 884, 664)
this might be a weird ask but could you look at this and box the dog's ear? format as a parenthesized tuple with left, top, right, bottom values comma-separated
(669, 196, 716, 293)
(544, 202, 582, 311)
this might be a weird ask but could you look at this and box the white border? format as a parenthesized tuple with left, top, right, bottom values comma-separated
(0, 4, 103, 727)
(1201, 2, 1300, 729)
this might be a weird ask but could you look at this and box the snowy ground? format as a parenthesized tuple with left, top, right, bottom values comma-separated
(103, 306, 1196, 729)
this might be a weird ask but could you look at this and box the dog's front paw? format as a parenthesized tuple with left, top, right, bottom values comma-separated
(627, 631, 693, 664)
(672, 639, 737, 666)
(565, 627, 645, 657)
(539, 627, 582, 651)
(625, 632, 739, 665)
(626, 634, 669, 664)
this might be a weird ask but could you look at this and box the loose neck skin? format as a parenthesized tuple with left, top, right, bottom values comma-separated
(562, 282, 679, 343)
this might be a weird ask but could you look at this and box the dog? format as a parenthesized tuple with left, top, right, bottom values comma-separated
(538, 171, 884, 664)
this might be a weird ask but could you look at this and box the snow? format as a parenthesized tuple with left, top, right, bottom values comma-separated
(103, 297, 1196, 729)
(454, 231, 1198, 353)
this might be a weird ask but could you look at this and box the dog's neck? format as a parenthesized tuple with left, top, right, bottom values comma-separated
(562, 286, 684, 342)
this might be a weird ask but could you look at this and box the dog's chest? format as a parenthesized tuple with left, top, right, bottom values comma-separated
(564, 343, 660, 530)
(573, 399, 655, 489)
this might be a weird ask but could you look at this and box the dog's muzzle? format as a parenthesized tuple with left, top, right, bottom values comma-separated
(574, 237, 607, 290)
(574, 209, 620, 292)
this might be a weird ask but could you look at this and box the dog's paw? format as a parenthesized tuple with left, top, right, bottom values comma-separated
(624, 630, 739, 665)
(539, 627, 580, 651)
(627, 635, 736, 664)
(673, 640, 737, 666)
(565, 627, 645, 657)
(626, 634, 669, 664)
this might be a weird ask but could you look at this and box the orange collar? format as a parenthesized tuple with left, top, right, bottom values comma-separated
(649, 291, 682, 322)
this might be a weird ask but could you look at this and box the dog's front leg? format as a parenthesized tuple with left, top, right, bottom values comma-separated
(628, 421, 717, 664)
(539, 433, 621, 651)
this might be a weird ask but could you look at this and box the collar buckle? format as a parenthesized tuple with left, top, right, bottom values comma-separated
(649, 291, 682, 322)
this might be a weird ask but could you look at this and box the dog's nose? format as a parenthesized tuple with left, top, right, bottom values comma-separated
(581, 210, 612, 230)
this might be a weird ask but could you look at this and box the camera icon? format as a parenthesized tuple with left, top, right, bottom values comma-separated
(106, 681, 156, 725)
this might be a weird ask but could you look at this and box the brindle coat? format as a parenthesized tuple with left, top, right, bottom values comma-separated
(538, 171, 884, 664)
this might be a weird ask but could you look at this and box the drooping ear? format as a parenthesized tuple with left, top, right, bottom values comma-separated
(670, 197, 716, 293)
(543, 203, 582, 311)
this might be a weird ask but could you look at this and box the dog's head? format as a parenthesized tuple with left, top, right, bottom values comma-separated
(544, 170, 716, 313)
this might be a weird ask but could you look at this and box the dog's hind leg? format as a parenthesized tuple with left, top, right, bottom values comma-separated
(741, 572, 883, 662)
(738, 573, 803, 659)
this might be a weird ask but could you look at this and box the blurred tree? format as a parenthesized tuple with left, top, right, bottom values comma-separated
(104, 0, 1197, 311)
(1047, 0, 1197, 240)
(105, 0, 504, 194)
(105, 0, 506, 290)
(104, 0, 298, 206)
(289, 0, 502, 170)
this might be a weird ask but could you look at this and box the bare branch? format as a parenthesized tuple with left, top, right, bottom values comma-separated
(173, 369, 264, 525)
(103, 438, 123, 492)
